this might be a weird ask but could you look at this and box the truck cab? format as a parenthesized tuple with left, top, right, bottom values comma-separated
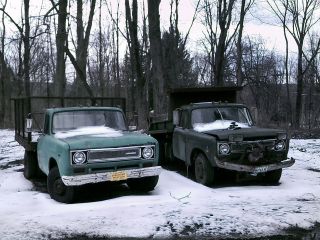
(172, 102, 294, 185)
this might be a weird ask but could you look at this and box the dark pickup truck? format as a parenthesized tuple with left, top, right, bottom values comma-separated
(149, 87, 294, 186)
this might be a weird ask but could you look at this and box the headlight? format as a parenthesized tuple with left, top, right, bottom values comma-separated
(72, 151, 87, 164)
(277, 133, 287, 140)
(275, 140, 285, 151)
(142, 147, 154, 159)
(219, 143, 230, 155)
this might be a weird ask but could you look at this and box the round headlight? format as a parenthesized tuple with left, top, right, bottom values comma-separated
(142, 147, 154, 159)
(73, 151, 87, 164)
(275, 140, 285, 151)
(219, 143, 230, 155)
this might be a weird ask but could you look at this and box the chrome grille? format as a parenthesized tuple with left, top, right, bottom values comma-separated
(88, 146, 141, 163)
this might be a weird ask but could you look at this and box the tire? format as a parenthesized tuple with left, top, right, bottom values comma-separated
(127, 176, 159, 192)
(194, 153, 214, 186)
(47, 167, 75, 203)
(23, 151, 38, 179)
(263, 169, 282, 184)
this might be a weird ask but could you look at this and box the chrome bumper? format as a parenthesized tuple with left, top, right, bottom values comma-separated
(61, 166, 162, 186)
(215, 157, 295, 173)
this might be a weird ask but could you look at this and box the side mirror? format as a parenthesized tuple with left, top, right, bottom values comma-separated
(25, 114, 33, 133)
(128, 125, 137, 131)
(173, 110, 180, 126)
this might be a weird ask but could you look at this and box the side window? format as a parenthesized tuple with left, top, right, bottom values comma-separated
(179, 110, 189, 128)
(43, 114, 50, 134)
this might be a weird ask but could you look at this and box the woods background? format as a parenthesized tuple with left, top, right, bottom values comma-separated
(0, 0, 319, 130)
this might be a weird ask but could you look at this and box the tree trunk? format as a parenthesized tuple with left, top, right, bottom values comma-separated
(295, 47, 303, 128)
(24, 0, 30, 99)
(215, 30, 227, 86)
(54, 0, 67, 102)
(236, 0, 246, 86)
(98, 0, 104, 97)
(148, 0, 167, 117)
(125, 0, 148, 129)
(67, 0, 96, 103)
(0, 0, 7, 127)
(214, 0, 235, 86)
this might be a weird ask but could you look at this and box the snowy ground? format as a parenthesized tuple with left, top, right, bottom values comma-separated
(0, 129, 320, 239)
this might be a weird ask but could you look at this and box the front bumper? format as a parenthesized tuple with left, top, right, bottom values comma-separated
(61, 166, 162, 186)
(215, 157, 295, 173)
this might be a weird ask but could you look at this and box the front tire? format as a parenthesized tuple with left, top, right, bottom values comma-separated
(194, 153, 214, 186)
(127, 176, 159, 192)
(23, 151, 38, 179)
(47, 167, 75, 203)
(263, 169, 282, 184)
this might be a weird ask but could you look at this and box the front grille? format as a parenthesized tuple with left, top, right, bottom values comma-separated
(88, 146, 141, 163)
(230, 140, 276, 153)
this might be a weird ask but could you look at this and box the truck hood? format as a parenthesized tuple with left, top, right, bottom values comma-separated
(54, 127, 156, 150)
(202, 127, 284, 141)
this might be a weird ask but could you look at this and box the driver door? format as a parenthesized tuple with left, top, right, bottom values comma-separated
(172, 110, 189, 162)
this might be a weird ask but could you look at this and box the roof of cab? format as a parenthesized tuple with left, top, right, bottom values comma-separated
(45, 106, 123, 114)
(179, 102, 246, 110)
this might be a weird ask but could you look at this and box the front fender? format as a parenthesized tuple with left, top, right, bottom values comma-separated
(37, 135, 70, 175)
(185, 131, 217, 166)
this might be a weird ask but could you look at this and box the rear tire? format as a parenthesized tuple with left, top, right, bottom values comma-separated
(127, 176, 159, 192)
(263, 169, 282, 184)
(23, 151, 38, 179)
(47, 167, 75, 203)
(194, 153, 214, 186)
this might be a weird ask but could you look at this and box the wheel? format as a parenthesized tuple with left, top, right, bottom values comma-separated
(263, 169, 282, 184)
(47, 167, 75, 203)
(127, 176, 159, 192)
(194, 153, 214, 186)
(23, 151, 38, 179)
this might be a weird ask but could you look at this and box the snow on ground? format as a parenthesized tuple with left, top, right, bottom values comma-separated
(0, 129, 320, 239)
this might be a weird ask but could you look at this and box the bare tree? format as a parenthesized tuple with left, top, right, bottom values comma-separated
(268, 0, 320, 128)
(0, 0, 7, 126)
(148, 0, 166, 117)
(242, 37, 286, 126)
(125, 0, 148, 129)
(267, 0, 292, 124)
(51, 0, 68, 101)
(201, 0, 246, 86)
(214, 0, 236, 86)
(66, 0, 96, 101)
(236, 0, 254, 86)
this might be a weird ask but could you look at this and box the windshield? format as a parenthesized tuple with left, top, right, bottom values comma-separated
(52, 110, 127, 133)
(192, 107, 253, 132)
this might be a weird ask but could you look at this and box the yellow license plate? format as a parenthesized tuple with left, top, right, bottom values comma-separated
(111, 171, 128, 181)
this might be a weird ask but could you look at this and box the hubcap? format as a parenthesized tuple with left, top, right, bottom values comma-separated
(54, 178, 66, 196)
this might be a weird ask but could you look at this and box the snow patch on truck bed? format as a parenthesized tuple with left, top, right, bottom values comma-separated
(1, 130, 320, 239)
(54, 126, 123, 139)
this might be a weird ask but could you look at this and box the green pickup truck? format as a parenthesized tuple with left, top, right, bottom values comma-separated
(149, 87, 294, 186)
(14, 97, 161, 203)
